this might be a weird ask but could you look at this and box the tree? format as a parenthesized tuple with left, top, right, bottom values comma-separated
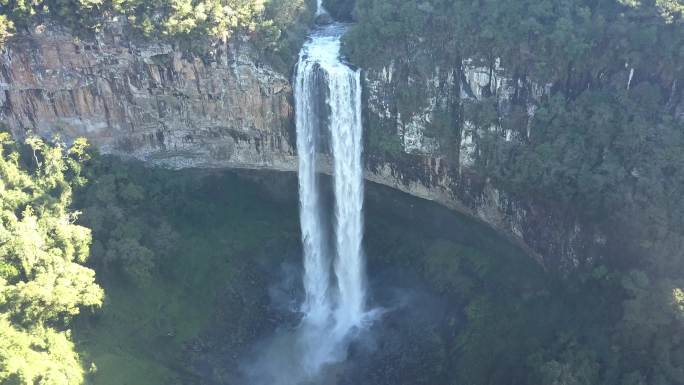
(0, 15, 13, 43)
(0, 132, 103, 385)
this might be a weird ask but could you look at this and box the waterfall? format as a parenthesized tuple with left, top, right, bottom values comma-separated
(316, 0, 326, 15)
(329, 62, 365, 334)
(295, 50, 331, 328)
(294, 21, 366, 373)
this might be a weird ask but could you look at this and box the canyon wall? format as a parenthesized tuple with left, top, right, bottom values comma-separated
(1, 22, 594, 268)
(1, 20, 297, 171)
(361, 59, 600, 269)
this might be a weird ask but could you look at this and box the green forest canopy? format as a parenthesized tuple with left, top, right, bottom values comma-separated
(341, 0, 684, 273)
(0, 133, 103, 385)
(0, 0, 312, 69)
(0, 0, 263, 37)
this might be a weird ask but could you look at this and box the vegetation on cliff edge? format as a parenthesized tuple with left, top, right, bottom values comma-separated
(0, 0, 313, 71)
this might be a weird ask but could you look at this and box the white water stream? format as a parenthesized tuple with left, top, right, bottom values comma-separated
(294, 16, 366, 374)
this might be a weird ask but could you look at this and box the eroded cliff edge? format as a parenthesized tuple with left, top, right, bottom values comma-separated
(1, 21, 600, 268)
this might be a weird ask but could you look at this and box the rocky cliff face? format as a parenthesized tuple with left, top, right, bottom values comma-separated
(1, 20, 296, 170)
(1, 22, 587, 268)
(362, 60, 598, 269)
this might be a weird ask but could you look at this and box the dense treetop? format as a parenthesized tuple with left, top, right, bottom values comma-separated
(0, 133, 103, 384)
(0, 0, 313, 69)
(343, 0, 683, 81)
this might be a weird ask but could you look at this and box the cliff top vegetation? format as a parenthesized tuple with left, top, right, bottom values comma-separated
(0, 0, 313, 70)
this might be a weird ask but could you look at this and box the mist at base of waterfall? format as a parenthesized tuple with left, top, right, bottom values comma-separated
(177, 170, 534, 385)
(238, 260, 442, 385)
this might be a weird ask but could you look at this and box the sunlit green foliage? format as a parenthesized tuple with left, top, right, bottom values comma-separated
(0, 321, 86, 385)
(1, 0, 264, 37)
(110, 0, 268, 38)
(0, 0, 313, 68)
(0, 133, 103, 385)
(0, 14, 12, 41)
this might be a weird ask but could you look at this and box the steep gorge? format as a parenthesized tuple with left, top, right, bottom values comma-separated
(3, 4, 679, 270)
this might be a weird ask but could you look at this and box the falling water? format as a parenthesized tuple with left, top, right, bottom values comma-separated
(329, 58, 365, 335)
(295, 45, 331, 328)
(294, 18, 366, 374)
